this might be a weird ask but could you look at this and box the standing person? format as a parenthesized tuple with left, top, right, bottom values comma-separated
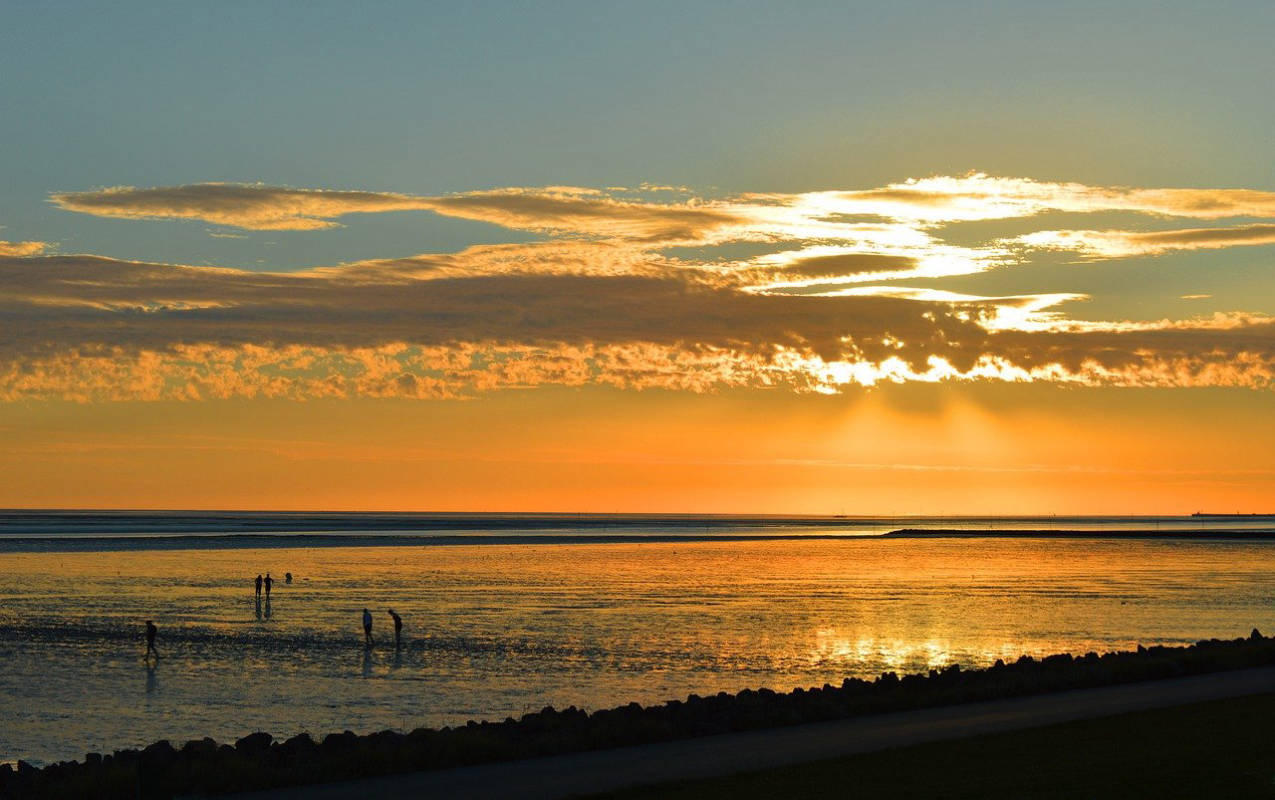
(285, 572, 292, 584)
(362, 608, 373, 647)
(144, 620, 159, 661)
(264, 572, 273, 598)
(255, 574, 263, 597)
(388, 609, 402, 648)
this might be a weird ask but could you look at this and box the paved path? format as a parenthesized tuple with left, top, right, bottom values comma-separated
(227, 666, 1275, 800)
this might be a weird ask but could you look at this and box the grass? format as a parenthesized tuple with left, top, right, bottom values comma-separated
(591, 693, 1275, 799)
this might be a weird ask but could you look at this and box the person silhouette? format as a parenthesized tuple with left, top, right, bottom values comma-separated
(145, 620, 159, 661)
(388, 609, 402, 648)
(255, 574, 263, 597)
(362, 608, 374, 647)
(285, 572, 293, 584)
(264, 572, 273, 598)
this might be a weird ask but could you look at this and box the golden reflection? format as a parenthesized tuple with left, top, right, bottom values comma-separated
(810, 631, 1049, 674)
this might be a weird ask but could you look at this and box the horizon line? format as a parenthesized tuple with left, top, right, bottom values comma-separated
(2, 508, 1269, 518)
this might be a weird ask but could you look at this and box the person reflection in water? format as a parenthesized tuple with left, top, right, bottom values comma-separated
(144, 620, 159, 662)
(255, 595, 262, 620)
(264, 596, 272, 620)
(388, 609, 402, 649)
(362, 608, 374, 647)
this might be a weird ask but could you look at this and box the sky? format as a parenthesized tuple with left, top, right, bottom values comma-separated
(2, 1, 1273, 513)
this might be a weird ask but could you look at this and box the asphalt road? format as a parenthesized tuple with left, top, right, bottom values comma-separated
(224, 666, 1275, 800)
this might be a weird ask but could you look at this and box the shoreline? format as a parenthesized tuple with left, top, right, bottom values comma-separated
(6, 631, 1275, 799)
(4, 528, 1275, 553)
(882, 528, 1275, 538)
(0, 532, 883, 553)
(230, 667, 1275, 800)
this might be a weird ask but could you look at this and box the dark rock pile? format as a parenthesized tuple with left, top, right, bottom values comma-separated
(3, 630, 1272, 799)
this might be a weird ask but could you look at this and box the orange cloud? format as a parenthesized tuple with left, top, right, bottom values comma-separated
(3, 246, 1273, 401)
(1012, 223, 1275, 257)
(815, 175, 1275, 222)
(50, 183, 748, 242)
(0, 240, 47, 256)
(19, 174, 1275, 401)
(50, 184, 431, 230)
(50, 175, 1275, 289)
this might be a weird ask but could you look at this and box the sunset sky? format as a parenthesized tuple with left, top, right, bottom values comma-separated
(2, 1, 1273, 513)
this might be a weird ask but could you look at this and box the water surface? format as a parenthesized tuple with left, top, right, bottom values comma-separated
(2, 515, 1274, 765)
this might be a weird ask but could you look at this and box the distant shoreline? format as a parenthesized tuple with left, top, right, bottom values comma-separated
(0, 532, 892, 553)
(1, 529, 1274, 553)
(2, 528, 1275, 553)
(1191, 512, 1275, 517)
(1, 511, 1273, 553)
(883, 528, 1275, 539)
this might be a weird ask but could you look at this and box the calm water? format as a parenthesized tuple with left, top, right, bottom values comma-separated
(2, 514, 1274, 765)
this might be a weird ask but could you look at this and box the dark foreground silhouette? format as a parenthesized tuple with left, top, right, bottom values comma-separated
(604, 691, 1275, 800)
(3, 631, 1273, 799)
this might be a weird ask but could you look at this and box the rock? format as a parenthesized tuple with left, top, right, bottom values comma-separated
(141, 740, 177, 772)
(282, 733, 316, 750)
(234, 731, 273, 755)
(321, 731, 358, 750)
(182, 738, 218, 757)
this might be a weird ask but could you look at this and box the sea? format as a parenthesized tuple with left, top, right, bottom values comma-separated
(3, 512, 1274, 766)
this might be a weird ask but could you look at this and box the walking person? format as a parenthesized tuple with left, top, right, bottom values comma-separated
(388, 609, 402, 648)
(264, 572, 273, 598)
(144, 620, 159, 661)
(362, 607, 374, 647)
(255, 574, 263, 597)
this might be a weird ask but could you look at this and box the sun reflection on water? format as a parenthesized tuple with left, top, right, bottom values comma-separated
(2, 536, 1273, 764)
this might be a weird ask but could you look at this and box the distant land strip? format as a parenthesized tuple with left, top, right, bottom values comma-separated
(4, 530, 1275, 553)
(0, 533, 881, 553)
(883, 529, 1275, 539)
(1190, 512, 1275, 517)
